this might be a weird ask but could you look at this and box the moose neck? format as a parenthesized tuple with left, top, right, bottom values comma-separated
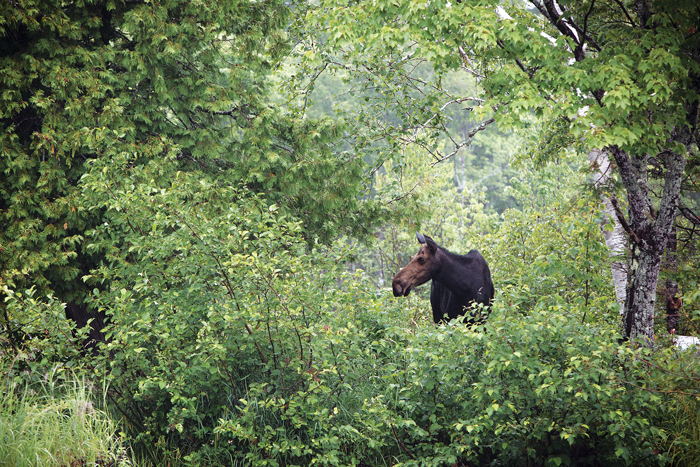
(432, 248, 469, 296)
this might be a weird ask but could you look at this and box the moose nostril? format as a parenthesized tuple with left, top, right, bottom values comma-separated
(393, 284, 403, 296)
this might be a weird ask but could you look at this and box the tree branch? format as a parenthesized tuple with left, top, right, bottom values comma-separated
(529, 0, 554, 23)
(391, 423, 416, 460)
(613, 0, 637, 27)
(212, 107, 240, 117)
(610, 195, 639, 244)
(429, 117, 496, 166)
(497, 39, 536, 79)
(679, 206, 700, 225)
(458, 45, 485, 78)
(574, 0, 596, 60)
(543, 0, 579, 43)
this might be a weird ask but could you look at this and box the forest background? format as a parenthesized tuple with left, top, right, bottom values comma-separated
(1, 0, 700, 466)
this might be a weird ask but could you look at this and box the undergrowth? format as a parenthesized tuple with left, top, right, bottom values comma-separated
(0, 369, 127, 467)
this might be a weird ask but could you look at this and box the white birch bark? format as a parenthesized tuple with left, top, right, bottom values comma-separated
(588, 148, 627, 314)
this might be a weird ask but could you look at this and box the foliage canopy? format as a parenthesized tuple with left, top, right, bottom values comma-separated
(0, 0, 388, 318)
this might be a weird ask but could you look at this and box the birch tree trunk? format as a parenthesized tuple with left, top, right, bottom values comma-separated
(664, 226, 680, 334)
(588, 149, 627, 314)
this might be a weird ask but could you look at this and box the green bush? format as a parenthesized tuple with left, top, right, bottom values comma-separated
(217, 301, 669, 466)
(81, 153, 392, 462)
(73, 152, 677, 466)
(0, 286, 89, 384)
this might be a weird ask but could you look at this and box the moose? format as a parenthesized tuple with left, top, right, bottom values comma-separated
(392, 232, 494, 324)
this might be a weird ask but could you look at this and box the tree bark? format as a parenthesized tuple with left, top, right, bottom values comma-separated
(665, 279, 680, 334)
(588, 149, 627, 314)
(623, 241, 662, 344)
(664, 225, 680, 334)
(610, 146, 687, 346)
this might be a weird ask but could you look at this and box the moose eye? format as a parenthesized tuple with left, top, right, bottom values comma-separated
(418, 257, 425, 265)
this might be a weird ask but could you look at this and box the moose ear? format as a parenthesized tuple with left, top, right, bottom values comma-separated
(424, 235, 438, 254)
(416, 232, 426, 244)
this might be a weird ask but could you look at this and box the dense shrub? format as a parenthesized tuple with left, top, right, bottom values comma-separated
(79, 154, 398, 462)
(66, 153, 678, 465)
(4, 152, 692, 466)
(0, 287, 88, 382)
(217, 300, 669, 467)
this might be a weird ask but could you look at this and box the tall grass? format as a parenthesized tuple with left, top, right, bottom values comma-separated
(0, 369, 128, 467)
(664, 394, 700, 467)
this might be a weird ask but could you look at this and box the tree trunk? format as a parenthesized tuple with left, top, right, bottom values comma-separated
(623, 242, 663, 345)
(588, 149, 627, 314)
(610, 146, 687, 346)
(664, 225, 680, 334)
(665, 279, 680, 334)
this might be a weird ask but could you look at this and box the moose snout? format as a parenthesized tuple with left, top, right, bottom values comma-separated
(392, 279, 411, 297)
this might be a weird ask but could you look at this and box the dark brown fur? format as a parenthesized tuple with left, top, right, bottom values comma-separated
(392, 233, 494, 324)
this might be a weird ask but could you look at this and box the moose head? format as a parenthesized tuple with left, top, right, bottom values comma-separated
(392, 232, 441, 297)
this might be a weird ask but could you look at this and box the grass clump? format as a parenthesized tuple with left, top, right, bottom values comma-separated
(664, 394, 700, 467)
(0, 370, 128, 467)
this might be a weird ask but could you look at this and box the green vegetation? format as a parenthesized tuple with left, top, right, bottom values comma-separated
(2, 0, 700, 466)
(0, 370, 124, 467)
(5, 148, 699, 465)
(300, 0, 700, 343)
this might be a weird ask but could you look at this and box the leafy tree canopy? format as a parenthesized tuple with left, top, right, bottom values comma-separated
(0, 0, 390, 312)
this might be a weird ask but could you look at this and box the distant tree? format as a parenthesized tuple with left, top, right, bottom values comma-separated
(301, 0, 700, 345)
(299, 67, 522, 213)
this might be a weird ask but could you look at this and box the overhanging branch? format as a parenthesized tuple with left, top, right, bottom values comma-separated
(610, 195, 639, 244)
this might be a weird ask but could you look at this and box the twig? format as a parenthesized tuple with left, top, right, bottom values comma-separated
(391, 423, 416, 460)
(615, 376, 700, 398)
(245, 323, 269, 365)
(429, 117, 496, 166)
